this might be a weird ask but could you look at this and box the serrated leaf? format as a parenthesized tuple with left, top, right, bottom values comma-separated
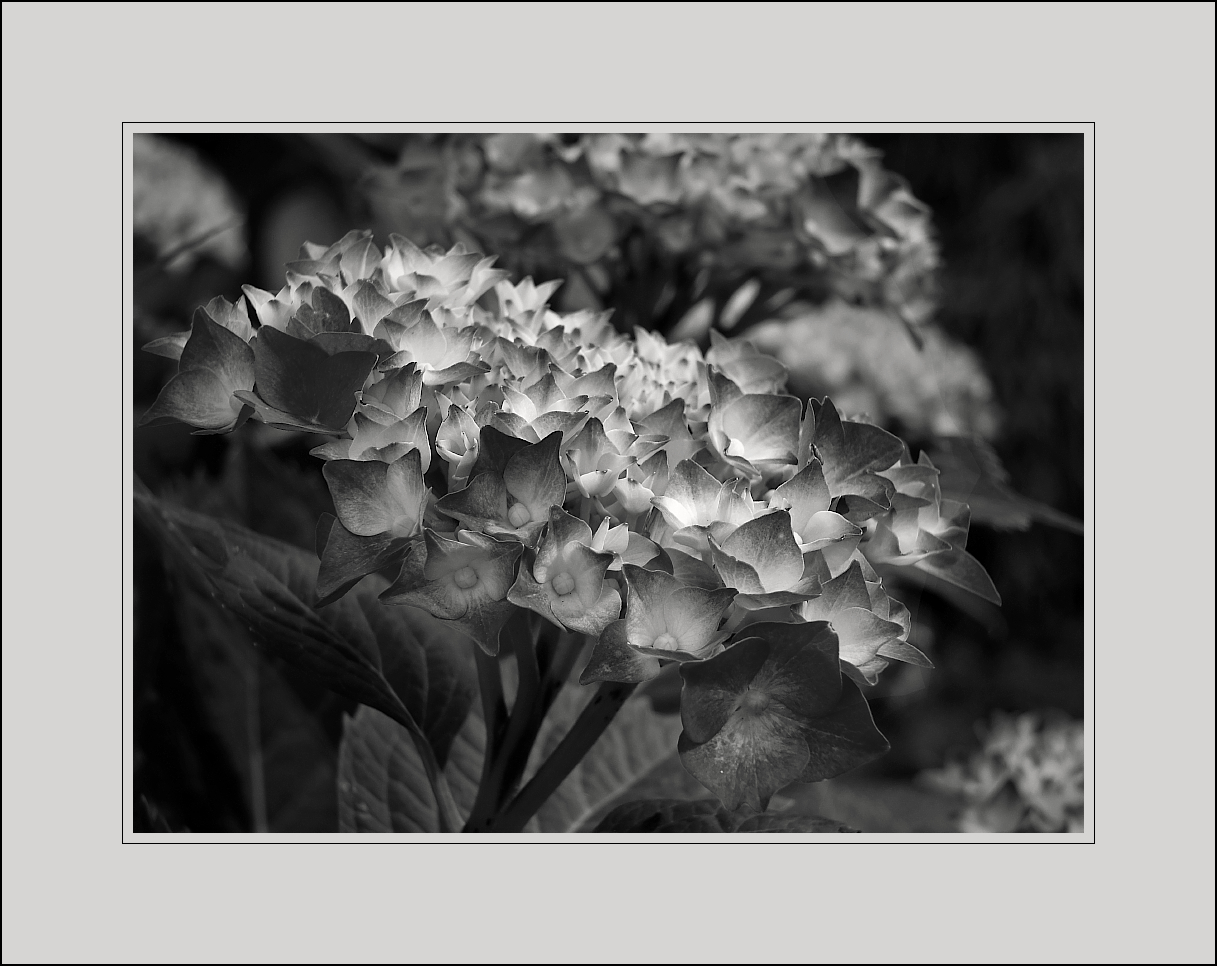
(592, 798, 857, 833)
(337, 707, 443, 832)
(134, 486, 476, 774)
(136, 488, 409, 723)
(338, 691, 487, 833)
(175, 584, 337, 832)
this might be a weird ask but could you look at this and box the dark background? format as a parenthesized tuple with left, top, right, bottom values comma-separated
(133, 133, 1085, 829)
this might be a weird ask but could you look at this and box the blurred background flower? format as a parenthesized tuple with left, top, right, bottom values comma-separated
(133, 134, 246, 273)
(919, 710, 1084, 832)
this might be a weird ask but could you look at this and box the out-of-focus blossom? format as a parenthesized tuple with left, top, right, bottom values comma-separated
(134, 134, 247, 272)
(920, 712, 1084, 833)
(747, 299, 1000, 440)
(356, 133, 940, 331)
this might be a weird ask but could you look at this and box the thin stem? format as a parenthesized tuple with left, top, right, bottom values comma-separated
(484, 624, 545, 806)
(144, 217, 243, 270)
(489, 681, 637, 833)
(463, 645, 508, 832)
(541, 630, 589, 706)
(464, 613, 548, 831)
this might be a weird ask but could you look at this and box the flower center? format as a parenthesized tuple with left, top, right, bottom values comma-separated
(738, 689, 770, 715)
(507, 503, 532, 528)
(453, 566, 479, 590)
(652, 632, 679, 651)
(551, 573, 576, 597)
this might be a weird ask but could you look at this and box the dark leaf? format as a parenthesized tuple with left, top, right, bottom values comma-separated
(913, 548, 1003, 606)
(928, 435, 1084, 535)
(175, 584, 337, 832)
(337, 707, 444, 832)
(135, 486, 414, 729)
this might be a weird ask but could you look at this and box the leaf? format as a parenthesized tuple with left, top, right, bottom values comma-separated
(337, 706, 444, 832)
(175, 584, 337, 832)
(928, 435, 1084, 535)
(338, 690, 486, 832)
(134, 486, 476, 772)
(354, 593, 478, 768)
(913, 548, 1003, 606)
(592, 798, 857, 833)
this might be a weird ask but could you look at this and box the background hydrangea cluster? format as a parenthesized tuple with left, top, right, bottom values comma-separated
(140, 230, 1000, 814)
(920, 711, 1084, 832)
(351, 132, 939, 332)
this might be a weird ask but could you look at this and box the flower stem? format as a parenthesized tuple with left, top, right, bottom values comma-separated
(464, 614, 550, 831)
(463, 644, 508, 832)
(488, 681, 637, 832)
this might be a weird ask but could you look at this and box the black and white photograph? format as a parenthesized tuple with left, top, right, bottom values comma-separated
(3, 4, 1214, 963)
(129, 130, 1088, 837)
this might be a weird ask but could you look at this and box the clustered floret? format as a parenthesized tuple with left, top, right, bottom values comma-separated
(142, 232, 997, 694)
(369, 132, 939, 327)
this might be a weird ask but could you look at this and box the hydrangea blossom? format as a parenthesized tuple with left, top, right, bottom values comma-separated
(141, 230, 999, 809)
(357, 133, 939, 329)
(920, 712, 1084, 833)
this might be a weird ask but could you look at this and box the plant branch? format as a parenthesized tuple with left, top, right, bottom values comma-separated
(462, 644, 508, 832)
(488, 681, 637, 833)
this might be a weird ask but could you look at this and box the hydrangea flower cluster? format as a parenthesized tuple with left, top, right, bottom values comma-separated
(920, 712, 1084, 833)
(747, 298, 1001, 439)
(364, 132, 938, 328)
(141, 231, 998, 809)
